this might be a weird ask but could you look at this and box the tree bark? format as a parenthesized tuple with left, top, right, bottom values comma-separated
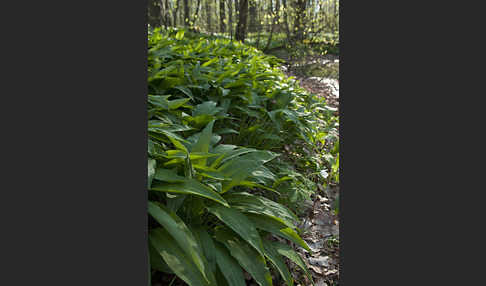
(235, 0, 248, 42)
(249, 0, 257, 32)
(255, 2, 263, 49)
(294, 0, 307, 42)
(173, 0, 180, 26)
(220, 0, 226, 33)
(282, 0, 291, 43)
(165, 0, 172, 27)
(183, 0, 190, 26)
(228, 0, 233, 38)
(192, 0, 201, 29)
(159, 0, 166, 27)
(206, 0, 212, 32)
(264, 0, 280, 52)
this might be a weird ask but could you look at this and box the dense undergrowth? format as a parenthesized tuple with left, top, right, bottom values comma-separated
(246, 31, 340, 80)
(147, 27, 339, 286)
(246, 31, 340, 55)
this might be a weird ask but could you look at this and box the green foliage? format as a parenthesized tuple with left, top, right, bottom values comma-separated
(148, 27, 337, 285)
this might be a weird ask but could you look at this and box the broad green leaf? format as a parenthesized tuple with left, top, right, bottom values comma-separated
(218, 159, 263, 192)
(207, 204, 265, 256)
(193, 101, 223, 117)
(214, 228, 273, 286)
(201, 57, 219, 67)
(224, 192, 299, 228)
(191, 226, 217, 274)
(191, 120, 215, 166)
(262, 240, 294, 286)
(271, 241, 314, 286)
(239, 181, 279, 194)
(147, 202, 208, 280)
(164, 149, 187, 159)
(217, 150, 277, 176)
(163, 158, 185, 166)
(273, 176, 293, 188)
(175, 30, 185, 40)
(211, 147, 257, 168)
(168, 135, 188, 152)
(166, 194, 186, 212)
(154, 168, 185, 183)
(188, 152, 220, 160)
(168, 98, 191, 110)
(155, 129, 188, 145)
(148, 95, 169, 110)
(174, 86, 194, 100)
(148, 139, 165, 157)
(192, 164, 219, 172)
(198, 170, 228, 181)
(214, 243, 246, 286)
(188, 114, 217, 127)
(211, 144, 238, 154)
(148, 239, 173, 273)
(151, 178, 229, 207)
(149, 228, 210, 286)
(246, 213, 310, 252)
(207, 182, 222, 193)
(251, 165, 278, 183)
(191, 120, 215, 153)
(239, 150, 278, 164)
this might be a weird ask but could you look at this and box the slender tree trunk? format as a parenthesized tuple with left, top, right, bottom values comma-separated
(255, 2, 263, 49)
(228, 0, 233, 39)
(192, 0, 201, 30)
(173, 0, 180, 26)
(235, 0, 239, 28)
(249, 0, 257, 33)
(183, 0, 190, 26)
(164, 0, 172, 27)
(159, 0, 166, 27)
(264, 0, 279, 51)
(334, 0, 338, 32)
(282, 0, 291, 43)
(220, 0, 226, 33)
(235, 0, 248, 42)
(206, 0, 212, 32)
(294, 0, 307, 42)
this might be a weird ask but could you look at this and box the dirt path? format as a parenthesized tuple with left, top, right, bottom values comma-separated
(282, 56, 339, 109)
(283, 62, 340, 286)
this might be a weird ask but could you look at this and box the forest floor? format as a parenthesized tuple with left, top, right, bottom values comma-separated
(281, 55, 340, 286)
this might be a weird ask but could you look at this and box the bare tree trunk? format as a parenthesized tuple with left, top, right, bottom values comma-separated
(264, 0, 279, 51)
(206, 0, 212, 32)
(165, 0, 172, 27)
(294, 0, 307, 42)
(249, 0, 257, 33)
(183, 0, 190, 26)
(255, 2, 263, 49)
(235, 0, 239, 29)
(192, 0, 201, 30)
(220, 0, 226, 33)
(334, 0, 338, 32)
(235, 0, 248, 42)
(228, 0, 233, 39)
(282, 0, 291, 43)
(173, 0, 180, 26)
(159, 0, 166, 27)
